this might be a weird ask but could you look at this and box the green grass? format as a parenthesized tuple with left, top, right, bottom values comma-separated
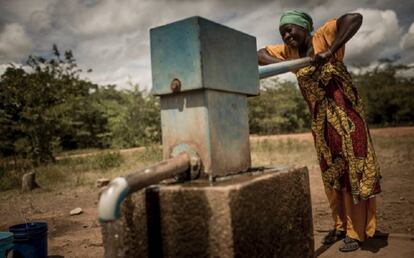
(370, 135, 414, 171)
(0, 146, 163, 191)
(250, 138, 318, 168)
(55, 148, 102, 157)
(251, 134, 414, 169)
(1, 134, 413, 191)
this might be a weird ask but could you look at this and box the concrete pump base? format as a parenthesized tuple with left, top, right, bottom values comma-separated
(101, 166, 314, 258)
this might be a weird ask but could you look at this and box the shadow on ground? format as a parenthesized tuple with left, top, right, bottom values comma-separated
(360, 231, 389, 253)
(315, 231, 389, 257)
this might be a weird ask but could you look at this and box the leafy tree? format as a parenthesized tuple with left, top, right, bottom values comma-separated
(0, 45, 108, 164)
(94, 84, 161, 148)
(353, 64, 414, 126)
(248, 78, 310, 135)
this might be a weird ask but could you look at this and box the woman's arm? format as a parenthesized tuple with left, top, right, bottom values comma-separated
(313, 13, 363, 65)
(331, 13, 363, 53)
(257, 48, 284, 65)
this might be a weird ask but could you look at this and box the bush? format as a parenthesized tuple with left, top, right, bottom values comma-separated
(353, 64, 414, 126)
(93, 151, 123, 170)
(248, 79, 310, 135)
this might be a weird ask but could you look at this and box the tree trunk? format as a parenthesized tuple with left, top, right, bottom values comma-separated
(21, 172, 39, 192)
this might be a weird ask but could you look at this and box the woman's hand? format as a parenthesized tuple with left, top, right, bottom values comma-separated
(311, 49, 333, 67)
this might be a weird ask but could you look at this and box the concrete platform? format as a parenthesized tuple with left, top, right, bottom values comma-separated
(101, 166, 314, 258)
(314, 232, 414, 257)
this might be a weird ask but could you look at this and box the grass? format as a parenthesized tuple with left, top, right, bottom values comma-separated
(55, 148, 102, 157)
(369, 135, 414, 174)
(251, 133, 414, 169)
(1, 132, 413, 191)
(0, 145, 163, 191)
(251, 138, 318, 168)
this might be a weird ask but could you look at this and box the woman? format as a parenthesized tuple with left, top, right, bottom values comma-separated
(257, 11, 381, 252)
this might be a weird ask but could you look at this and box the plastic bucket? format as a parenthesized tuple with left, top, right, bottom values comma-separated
(0, 232, 13, 258)
(9, 222, 47, 258)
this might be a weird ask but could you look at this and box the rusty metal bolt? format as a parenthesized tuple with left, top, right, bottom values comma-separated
(170, 78, 181, 93)
(189, 155, 201, 179)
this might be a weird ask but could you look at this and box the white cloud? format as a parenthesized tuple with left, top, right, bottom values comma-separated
(0, 64, 9, 76)
(401, 23, 414, 50)
(61, 1, 153, 37)
(396, 65, 414, 78)
(84, 63, 152, 90)
(345, 9, 402, 65)
(0, 63, 34, 75)
(0, 23, 33, 62)
(398, 23, 414, 64)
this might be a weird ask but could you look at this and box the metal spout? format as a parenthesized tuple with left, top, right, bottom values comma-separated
(98, 152, 195, 222)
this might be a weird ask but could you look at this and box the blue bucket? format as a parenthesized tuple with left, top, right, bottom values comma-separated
(0, 232, 13, 258)
(9, 222, 48, 258)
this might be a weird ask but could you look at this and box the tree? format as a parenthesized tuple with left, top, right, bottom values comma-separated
(0, 45, 109, 164)
(353, 63, 414, 126)
(94, 84, 161, 148)
(248, 78, 310, 135)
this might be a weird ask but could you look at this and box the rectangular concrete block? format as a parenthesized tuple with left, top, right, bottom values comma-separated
(101, 166, 314, 258)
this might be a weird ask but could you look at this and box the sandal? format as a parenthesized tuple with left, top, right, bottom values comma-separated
(339, 237, 360, 252)
(321, 229, 346, 245)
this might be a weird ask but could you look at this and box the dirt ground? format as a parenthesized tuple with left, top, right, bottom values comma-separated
(1, 126, 413, 257)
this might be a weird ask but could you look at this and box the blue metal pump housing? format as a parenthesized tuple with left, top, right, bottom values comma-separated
(150, 16, 260, 178)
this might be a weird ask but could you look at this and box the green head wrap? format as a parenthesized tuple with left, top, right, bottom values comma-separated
(279, 10, 314, 32)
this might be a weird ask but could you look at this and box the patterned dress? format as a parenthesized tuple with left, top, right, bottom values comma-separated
(266, 19, 381, 204)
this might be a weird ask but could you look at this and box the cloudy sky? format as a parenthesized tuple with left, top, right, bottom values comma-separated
(0, 0, 413, 89)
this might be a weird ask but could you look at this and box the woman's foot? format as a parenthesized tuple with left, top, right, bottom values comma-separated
(321, 229, 346, 245)
(339, 236, 360, 252)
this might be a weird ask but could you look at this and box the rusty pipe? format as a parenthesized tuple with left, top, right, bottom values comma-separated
(98, 152, 192, 222)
